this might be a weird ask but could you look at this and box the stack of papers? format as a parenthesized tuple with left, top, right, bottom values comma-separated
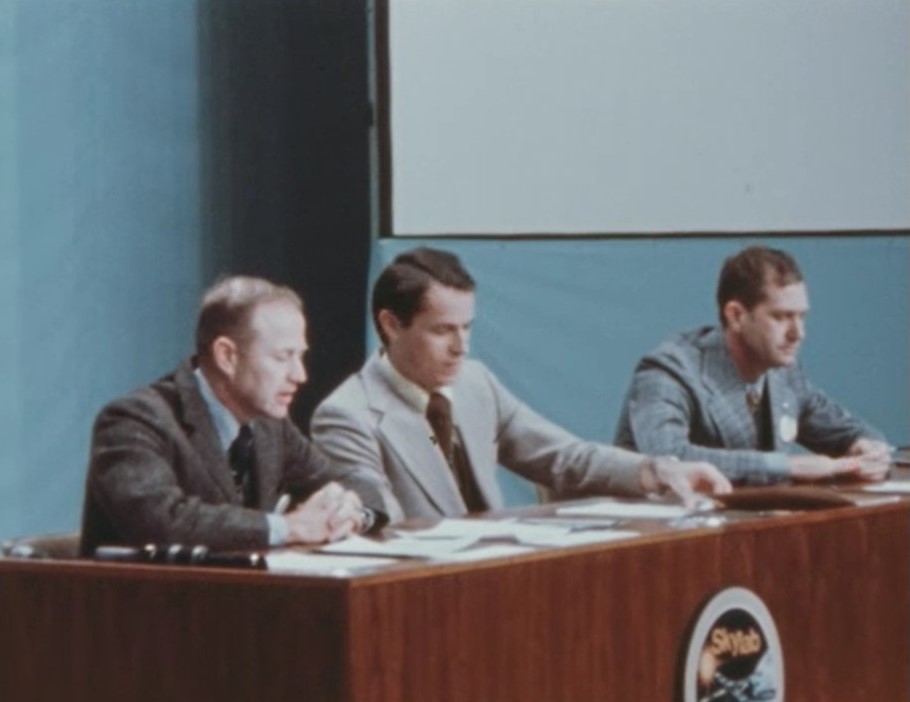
(399, 517, 641, 549)
(267, 550, 398, 575)
(402, 518, 567, 543)
(268, 513, 650, 573)
(557, 500, 691, 520)
(321, 534, 477, 560)
(862, 481, 910, 494)
(438, 544, 537, 563)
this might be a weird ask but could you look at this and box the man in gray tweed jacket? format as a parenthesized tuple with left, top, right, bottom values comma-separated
(615, 246, 890, 486)
(80, 276, 385, 556)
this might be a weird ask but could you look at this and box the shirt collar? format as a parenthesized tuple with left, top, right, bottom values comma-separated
(194, 367, 243, 453)
(379, 352, 454, 413)
(713, 329, 766, 392)
(745, 374, 767, 396)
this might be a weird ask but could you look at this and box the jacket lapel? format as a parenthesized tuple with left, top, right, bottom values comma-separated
(174, 361, 240, 502)
(700, 331, 760, 449)
(364, 355, 466, 515)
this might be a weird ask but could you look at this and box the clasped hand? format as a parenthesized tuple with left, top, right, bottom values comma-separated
(789, 438, 891, 483)
(283, 482, 364, 544)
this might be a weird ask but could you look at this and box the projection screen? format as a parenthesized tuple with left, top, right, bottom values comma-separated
(374, 0, 909, 236)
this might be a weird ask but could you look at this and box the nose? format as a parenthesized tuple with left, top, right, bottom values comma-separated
(289, 356, 307, 384)
(789, 317, 805, 342)
(451, 328, 470, 356)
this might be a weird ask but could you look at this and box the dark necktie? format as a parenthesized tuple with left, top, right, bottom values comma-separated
(746, 383, 774, 451)
(425, 392, 485, 512)
(426, 392, 454, 461)
(746, 387, 762, 415)
(229, 424, 256, 505)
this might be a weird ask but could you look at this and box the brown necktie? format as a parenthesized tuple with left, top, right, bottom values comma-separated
(426, 392, 454, 461)
(425, 392, 485, 512)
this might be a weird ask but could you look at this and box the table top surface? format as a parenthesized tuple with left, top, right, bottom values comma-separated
(3, 470, 908, 587)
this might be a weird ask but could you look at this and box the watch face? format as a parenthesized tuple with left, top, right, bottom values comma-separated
(683, 588, 784, 702)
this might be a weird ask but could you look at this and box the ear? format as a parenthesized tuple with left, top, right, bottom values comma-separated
(723, 300, 747, 331)
(211, 336, 240, 378)
(377, 309, 403, 344)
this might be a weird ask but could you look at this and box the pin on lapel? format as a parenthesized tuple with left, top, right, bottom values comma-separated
(778, 415, 797, 443)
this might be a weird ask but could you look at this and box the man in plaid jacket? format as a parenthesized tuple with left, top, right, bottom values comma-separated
(614, 246, 890, 486)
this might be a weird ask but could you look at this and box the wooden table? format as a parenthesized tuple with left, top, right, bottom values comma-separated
(0, 496, 907, 702)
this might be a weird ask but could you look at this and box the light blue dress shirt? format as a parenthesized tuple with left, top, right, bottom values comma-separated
(194, 368, 288, 546)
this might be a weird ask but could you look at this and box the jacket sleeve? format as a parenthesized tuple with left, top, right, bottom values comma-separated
(616, 360, 791, 485)
(86, 399, 270, 552)
(484, 367, 646, 498)
(792, 370, 886, 455)
(279, 418, 392, 524)
(310, 400, 406, 524)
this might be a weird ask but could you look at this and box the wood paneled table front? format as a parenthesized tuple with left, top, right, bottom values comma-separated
(0, 495, 906, 702)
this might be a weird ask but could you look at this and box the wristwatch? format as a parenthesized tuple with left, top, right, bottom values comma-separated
(359, 507, 377, 534)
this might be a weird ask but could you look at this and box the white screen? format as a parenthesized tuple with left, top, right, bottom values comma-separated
(385, 0, 910, 235)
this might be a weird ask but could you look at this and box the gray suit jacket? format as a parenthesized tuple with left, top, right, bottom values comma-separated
(311, 353, 645, 522)
(80, 360, 385, 555)
(614, 326, 884, 484)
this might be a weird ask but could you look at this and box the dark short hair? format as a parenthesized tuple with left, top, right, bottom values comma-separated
(716, 246, 803, 326)
(371, 247, 475, 344)
(196, 276, 303, 362)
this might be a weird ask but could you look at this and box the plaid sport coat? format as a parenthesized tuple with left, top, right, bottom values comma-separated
(614, 326, 884, 485)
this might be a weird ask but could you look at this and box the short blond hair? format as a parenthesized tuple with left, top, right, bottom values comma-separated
(195, 276, 303, 362)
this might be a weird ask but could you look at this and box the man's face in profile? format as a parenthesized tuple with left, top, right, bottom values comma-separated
(735, 281, 809, 372)
(383, 282, 475, 392)
(225, 300, 309, 421)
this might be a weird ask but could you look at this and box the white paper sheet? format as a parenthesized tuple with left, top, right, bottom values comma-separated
(320, 534, 477, 559)
(557, 500, 691, 519)
(401, 518, 569, 543)
(862, 481, 910, 494)
(436, 544, 537, 563)
(516, 529, 641, 548)
(267, 550, 399, 575)
(399, 518, 520, 539)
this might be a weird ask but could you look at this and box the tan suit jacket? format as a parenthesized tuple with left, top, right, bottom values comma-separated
(312, 353, 645, 522)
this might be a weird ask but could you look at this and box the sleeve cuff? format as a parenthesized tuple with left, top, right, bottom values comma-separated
(360, 507, 390, 534)
(757, 452, 792, 483)
(266, 513, 288, 546)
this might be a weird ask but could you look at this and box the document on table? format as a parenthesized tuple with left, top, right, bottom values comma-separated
(267, 550, 399, 575)
(400, 517, 641, 547)
(557, 500, 691, 520)
(862, 481, 910, 494)
(516, 529, 641, 548)
(436, 544, 537, 563)
(401, 518, 570, 543)
(398, 517, 642, 551)
(320, 534, 477, 559)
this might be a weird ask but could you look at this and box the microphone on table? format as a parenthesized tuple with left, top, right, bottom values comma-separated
(94, 543, 267, 570)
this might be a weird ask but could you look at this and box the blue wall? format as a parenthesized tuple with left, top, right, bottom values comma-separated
(374, 236, 910, 505)
(2, 0, 907, 540)
(2, 1, 208, 539)
(1, 0, 374, 541)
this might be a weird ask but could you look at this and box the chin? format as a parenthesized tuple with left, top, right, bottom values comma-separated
(263, 406, 290, 420)
(437, 374, 459, 387)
